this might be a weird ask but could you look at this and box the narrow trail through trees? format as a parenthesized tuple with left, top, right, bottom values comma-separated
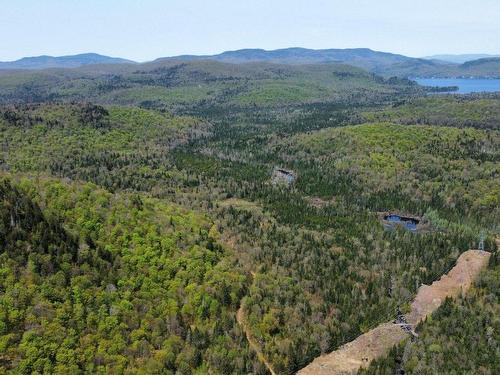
(237, 271, 277, 375)
(297, 249, 491, 375)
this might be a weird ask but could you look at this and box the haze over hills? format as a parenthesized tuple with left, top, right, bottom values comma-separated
(425, 54, 500, 64)
(382, 57, 500, 78)
(2, 48, 500, 78)
(0, 53, 135, 70)
(1, 47, 421, 73)
(157, 47, 416, 72)
(158, 48, 500, 78)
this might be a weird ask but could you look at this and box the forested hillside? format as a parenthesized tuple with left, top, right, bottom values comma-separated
(362, 95, 500, 130)
(0, 176, 267, 374)
(278, 123, 499, 225)
(0, 61, 421, 108)
(0, 103, 208, 191)
(379, 57, 500, 78)
(359, 252, 499, 375)
(166, 49, 500, 78)
(0, 59, 498, 374)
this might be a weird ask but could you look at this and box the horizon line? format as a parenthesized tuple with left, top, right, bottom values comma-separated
(2, 47, 500, 64)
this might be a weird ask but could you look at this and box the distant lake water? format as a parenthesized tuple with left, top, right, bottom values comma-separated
(414, 78, 500, 94)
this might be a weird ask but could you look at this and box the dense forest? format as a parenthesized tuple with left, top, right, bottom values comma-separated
(362, 94, 500, 130)
(0, 60, 422, 109)
(359, 252, 499, 375)
(0, 176, 265, 374)
(0, 59, 498, 374)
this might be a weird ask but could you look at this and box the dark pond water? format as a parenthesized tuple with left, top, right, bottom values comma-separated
(414, 78, 500, 94)
(384, 214, 419, 231)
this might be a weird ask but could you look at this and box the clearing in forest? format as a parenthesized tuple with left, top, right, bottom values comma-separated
(297, 249, 491, 375)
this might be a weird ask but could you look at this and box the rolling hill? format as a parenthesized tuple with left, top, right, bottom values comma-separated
(158, 47, 417, 72)
(0, 53, 135, 70)
(1, 49, 500, 78)
(0, 48, 498, 373)
(2, 97, 497, 374)
(391, 57, 500, 78)
(425, 54, 500, 64)
(0, 59, 421, 108)
(155, 48, 500, 78)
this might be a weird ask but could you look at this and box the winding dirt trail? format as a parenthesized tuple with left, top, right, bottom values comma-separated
(297, 249, 491, 375)
(236, 270, 277, 375)
(237, 302, 277, 375)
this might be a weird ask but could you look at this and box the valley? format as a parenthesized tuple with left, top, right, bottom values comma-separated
(0, 47, 498, 375)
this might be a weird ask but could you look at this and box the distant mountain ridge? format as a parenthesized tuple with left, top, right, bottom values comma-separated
(2, 49, 500, 78)
(0, 53, 135, 70)
(424, 54, 500, 64)
(371, 56, 500, 79)
(158, 48, 500, 78)
(157, 47, 417, 72)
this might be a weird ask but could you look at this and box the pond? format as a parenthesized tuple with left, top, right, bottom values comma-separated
(414, 78, 500, 94)
(384, 214, 419, 232)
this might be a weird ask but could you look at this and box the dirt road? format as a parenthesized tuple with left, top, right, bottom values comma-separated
(297, 250, 491, 375)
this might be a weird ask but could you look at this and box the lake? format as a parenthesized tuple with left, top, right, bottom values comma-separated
(414, 78, 500, 94)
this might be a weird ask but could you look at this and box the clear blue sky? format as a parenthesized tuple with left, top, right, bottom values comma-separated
(1, 0, 499, 62)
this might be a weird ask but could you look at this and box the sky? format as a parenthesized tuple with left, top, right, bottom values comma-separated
(1, 0, 499, 62)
